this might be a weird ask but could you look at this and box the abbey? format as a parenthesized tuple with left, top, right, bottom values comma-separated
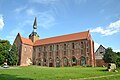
(14, 18, 96, 67)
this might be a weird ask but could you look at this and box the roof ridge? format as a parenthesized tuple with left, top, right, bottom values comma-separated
(37, 30, 89, 41)
(34, 30, 89, 46)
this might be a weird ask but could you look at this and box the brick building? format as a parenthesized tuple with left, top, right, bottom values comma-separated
(14, 18, 96, 67)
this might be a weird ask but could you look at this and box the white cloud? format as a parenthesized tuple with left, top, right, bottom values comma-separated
(94, 42, 100, 51)
(94, 42, 120, 53)
(90, 20, 120, 36)
(94, 42, 107, 52)
(0, 15, 4, 31)
(113, 49, 120, 52)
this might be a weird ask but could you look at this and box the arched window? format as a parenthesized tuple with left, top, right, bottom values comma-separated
(72, 56, 77, 66)
(80, 56, 86, 66)
(49, 58, 53, 67)
(43, 58, 46, 66)
(38, 58, 41, 66)
(56, 57, 60, 67)
(64, 57, 68, 66)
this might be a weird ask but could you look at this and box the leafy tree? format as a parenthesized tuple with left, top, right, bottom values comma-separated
(116, 52, 120, 67)
(8, 43, 19, 65)
(103, 47, 117, 63)
(0, 40, 11, 65)
(0, 54, 5, 64)
(116, 52, 120, 56)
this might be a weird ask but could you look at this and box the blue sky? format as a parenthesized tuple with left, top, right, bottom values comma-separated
(0, 0, 120, 52)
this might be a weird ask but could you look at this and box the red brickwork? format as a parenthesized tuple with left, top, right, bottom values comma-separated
(14, 31, 95, 67)
(14, 33, 33, 66)
(96, 59, 108, 67)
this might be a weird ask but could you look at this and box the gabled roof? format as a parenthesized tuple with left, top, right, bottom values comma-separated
(20, 36, 33, 46)
(14, 33, 33, 46)
(95, 45, 106, 53)
(34, 31, 90, 46)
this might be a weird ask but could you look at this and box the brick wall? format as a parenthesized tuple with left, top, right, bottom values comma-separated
(20, 44, 33, 66)
(33, 39, 95, 67)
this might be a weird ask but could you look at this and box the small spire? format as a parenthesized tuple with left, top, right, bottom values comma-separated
(33, 17, 37, 29)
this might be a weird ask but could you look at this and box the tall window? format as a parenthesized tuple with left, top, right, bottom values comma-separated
(81, 42, 84, 48)
(43, 58, 46, 66)
(64, 44, 66, 50)
(50, 45, 52, 51)
(64, 58, 68, 66)
(44, 46, 46, 51)
(56, 45, 59, 51)
(72, 43, 74, 49)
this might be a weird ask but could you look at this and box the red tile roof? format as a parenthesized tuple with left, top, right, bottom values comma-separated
(20, 36, 33, 46)
(34, 31, 90, 46)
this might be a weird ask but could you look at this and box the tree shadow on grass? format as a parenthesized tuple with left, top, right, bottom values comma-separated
(0, 74, 33, 80)
(98, 69, 108, 72)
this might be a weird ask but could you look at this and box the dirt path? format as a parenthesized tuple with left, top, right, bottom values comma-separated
(69, 74, 120, 80)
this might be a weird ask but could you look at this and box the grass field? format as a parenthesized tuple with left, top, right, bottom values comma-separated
(0, 66, 120, 80)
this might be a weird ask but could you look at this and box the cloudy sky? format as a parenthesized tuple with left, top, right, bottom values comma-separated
(0, 0, 120, 52)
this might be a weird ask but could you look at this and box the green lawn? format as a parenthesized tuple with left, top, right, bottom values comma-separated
(0, 66, 120, 80)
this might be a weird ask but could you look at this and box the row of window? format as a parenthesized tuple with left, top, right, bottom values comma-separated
(39, 41, 89, 52)
(38, 49, 89, 57)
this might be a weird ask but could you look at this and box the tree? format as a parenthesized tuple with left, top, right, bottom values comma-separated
(8, 43, 19, 65)
(0, 40, 11, 65)
(116, 52, 120, 67)
(103, 47, 117, 63)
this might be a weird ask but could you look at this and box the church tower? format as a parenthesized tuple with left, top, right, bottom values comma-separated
(29, 17, 39, 42)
